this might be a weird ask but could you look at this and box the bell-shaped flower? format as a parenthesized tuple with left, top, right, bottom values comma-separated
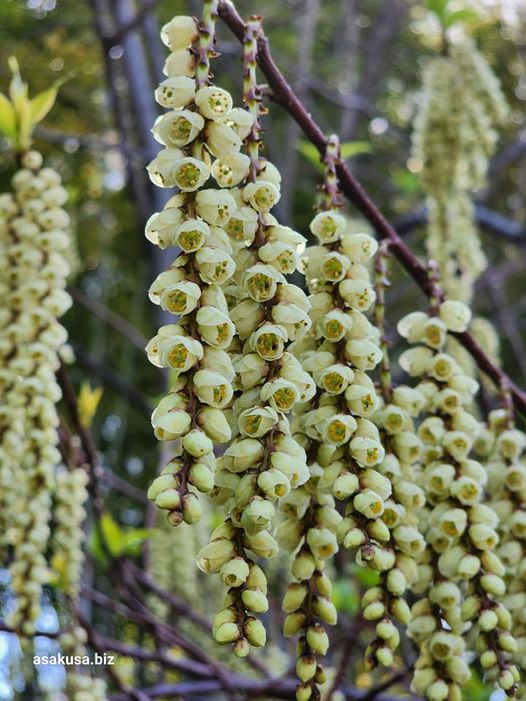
(309, 211, 346, 243)
(242, 181, 280, 213)
(205, 121, 242, 157)
(195, 188, 237, 226)
(195, 86, 233, 119)
(155, 76, 196, 109)
(163, 49, 196, 78)
(152, 110, 204, 148)
(211, 153, 250, 188)
(160, 16, 198, 50)
(196, 306, 235, 349)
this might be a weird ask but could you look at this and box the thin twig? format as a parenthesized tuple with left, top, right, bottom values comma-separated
(103, 0, 161, 45)
(57, 361, 105, 516)
(68, 285, 149, 351)
(73, 345, 154, 417)
(216, 0, 526, 417)
(393, 204, 526, 243)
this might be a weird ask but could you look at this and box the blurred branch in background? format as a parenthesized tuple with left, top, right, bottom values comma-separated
(278, 0, 319, 221)
(339, 1, 407, 141)
(73, 346, 153, 417)
(394, 203, 526, 242)
(68, 284, 149, 350)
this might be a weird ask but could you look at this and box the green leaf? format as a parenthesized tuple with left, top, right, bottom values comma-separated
(392, 169, 422, 195)
(340, 141, 371, 159)
(462, 672, 491, 701)
(29, 74, 72, 128)
(121, 528, 155, 556)
(353, 564, 380, 587)
(88, 525, 109, 566)
(88, 512, 153, 565)
(30, 87, 59, 127)
(298, 140, 324, 171)
(425, 0, 450, 21)
(443, 9, 479, 28)
(298, 139, 371, 172)
(99, 511, 126, 557)
(8, 56, 28, 109)
(0, 92, 17, 139)
(332, 579, 359, 615)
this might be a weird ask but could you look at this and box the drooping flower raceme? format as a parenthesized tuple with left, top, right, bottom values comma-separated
(52, 465, 89, 597)
(358, 250, 427, 671)
(276, 135, 393, 698)
(197, 16, 314, 659)
(413, 39, 508, 302)
(51, 464, 108, 701)
(145, 10, 245, 528)
(397, 302, 519, 700)
(477, 409, 526, 688)
(0, 150, 71, 638)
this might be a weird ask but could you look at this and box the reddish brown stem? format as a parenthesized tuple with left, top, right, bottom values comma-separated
(216, 0, 526, 418)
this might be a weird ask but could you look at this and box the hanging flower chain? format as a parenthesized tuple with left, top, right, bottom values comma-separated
(197, 14, 315, 657)
(145, 4, 250, 528)
(397, 299, 519, 700)
(0, 151, 71, 639)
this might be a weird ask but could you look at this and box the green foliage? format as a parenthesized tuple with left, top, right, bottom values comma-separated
(353, 564, 380, 588)
(391, 169, 422, 196)
(332, 579, 359, 615)
(89, 511, 154, 565)
(462, 672, 492, 701)
(0, 56, 70, 150)
(78, 381, 104, 428)
(298, 140, 371, 172)
(0, 92, 16, 140)
(425, 0, 478, 30)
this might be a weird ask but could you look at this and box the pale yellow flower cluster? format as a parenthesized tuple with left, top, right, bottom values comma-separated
(145, 13, 248, 527)
(52, 466, 89, 597)
(0, 150, 71, 637)
(58, 627, 108, 701)
(146, 8, 313, 658)
(52, 465, 108, 700)
(413, 39, 508, 302)
(143, 13, 521, 699)
(397, 302, 519, 700)
(477, 411, 526, 688)
(360, 382, 427, 669)
(275, 201, 389, 698)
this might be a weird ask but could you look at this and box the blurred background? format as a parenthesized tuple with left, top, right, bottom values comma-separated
(0, 0, 525, 699)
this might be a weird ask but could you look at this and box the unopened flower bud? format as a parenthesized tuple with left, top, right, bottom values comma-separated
(214, 621, 240, 644)
(296, 654, 317, 682)
(243, 617, 267, 647)
(183, 429, 213, 458)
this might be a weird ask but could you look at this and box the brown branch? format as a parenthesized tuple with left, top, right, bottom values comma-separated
(95, 632, 216, 678)
(108, 677, 419, 701)
(393, 204, 526, 243)
(73, 345, 154, 417)
(81, 581, 232, 683)
(129, 564, 271, 678)
(103, 0, 161, 45)
(68, 285, 149, 352)
(102, 468, 151, 504)
(0, 620, 59, 638)
(118, 560, 237, 691)
(128, 565, 213, 633)
(216, 0, 526, 418)
(57, 361, 105, 516)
